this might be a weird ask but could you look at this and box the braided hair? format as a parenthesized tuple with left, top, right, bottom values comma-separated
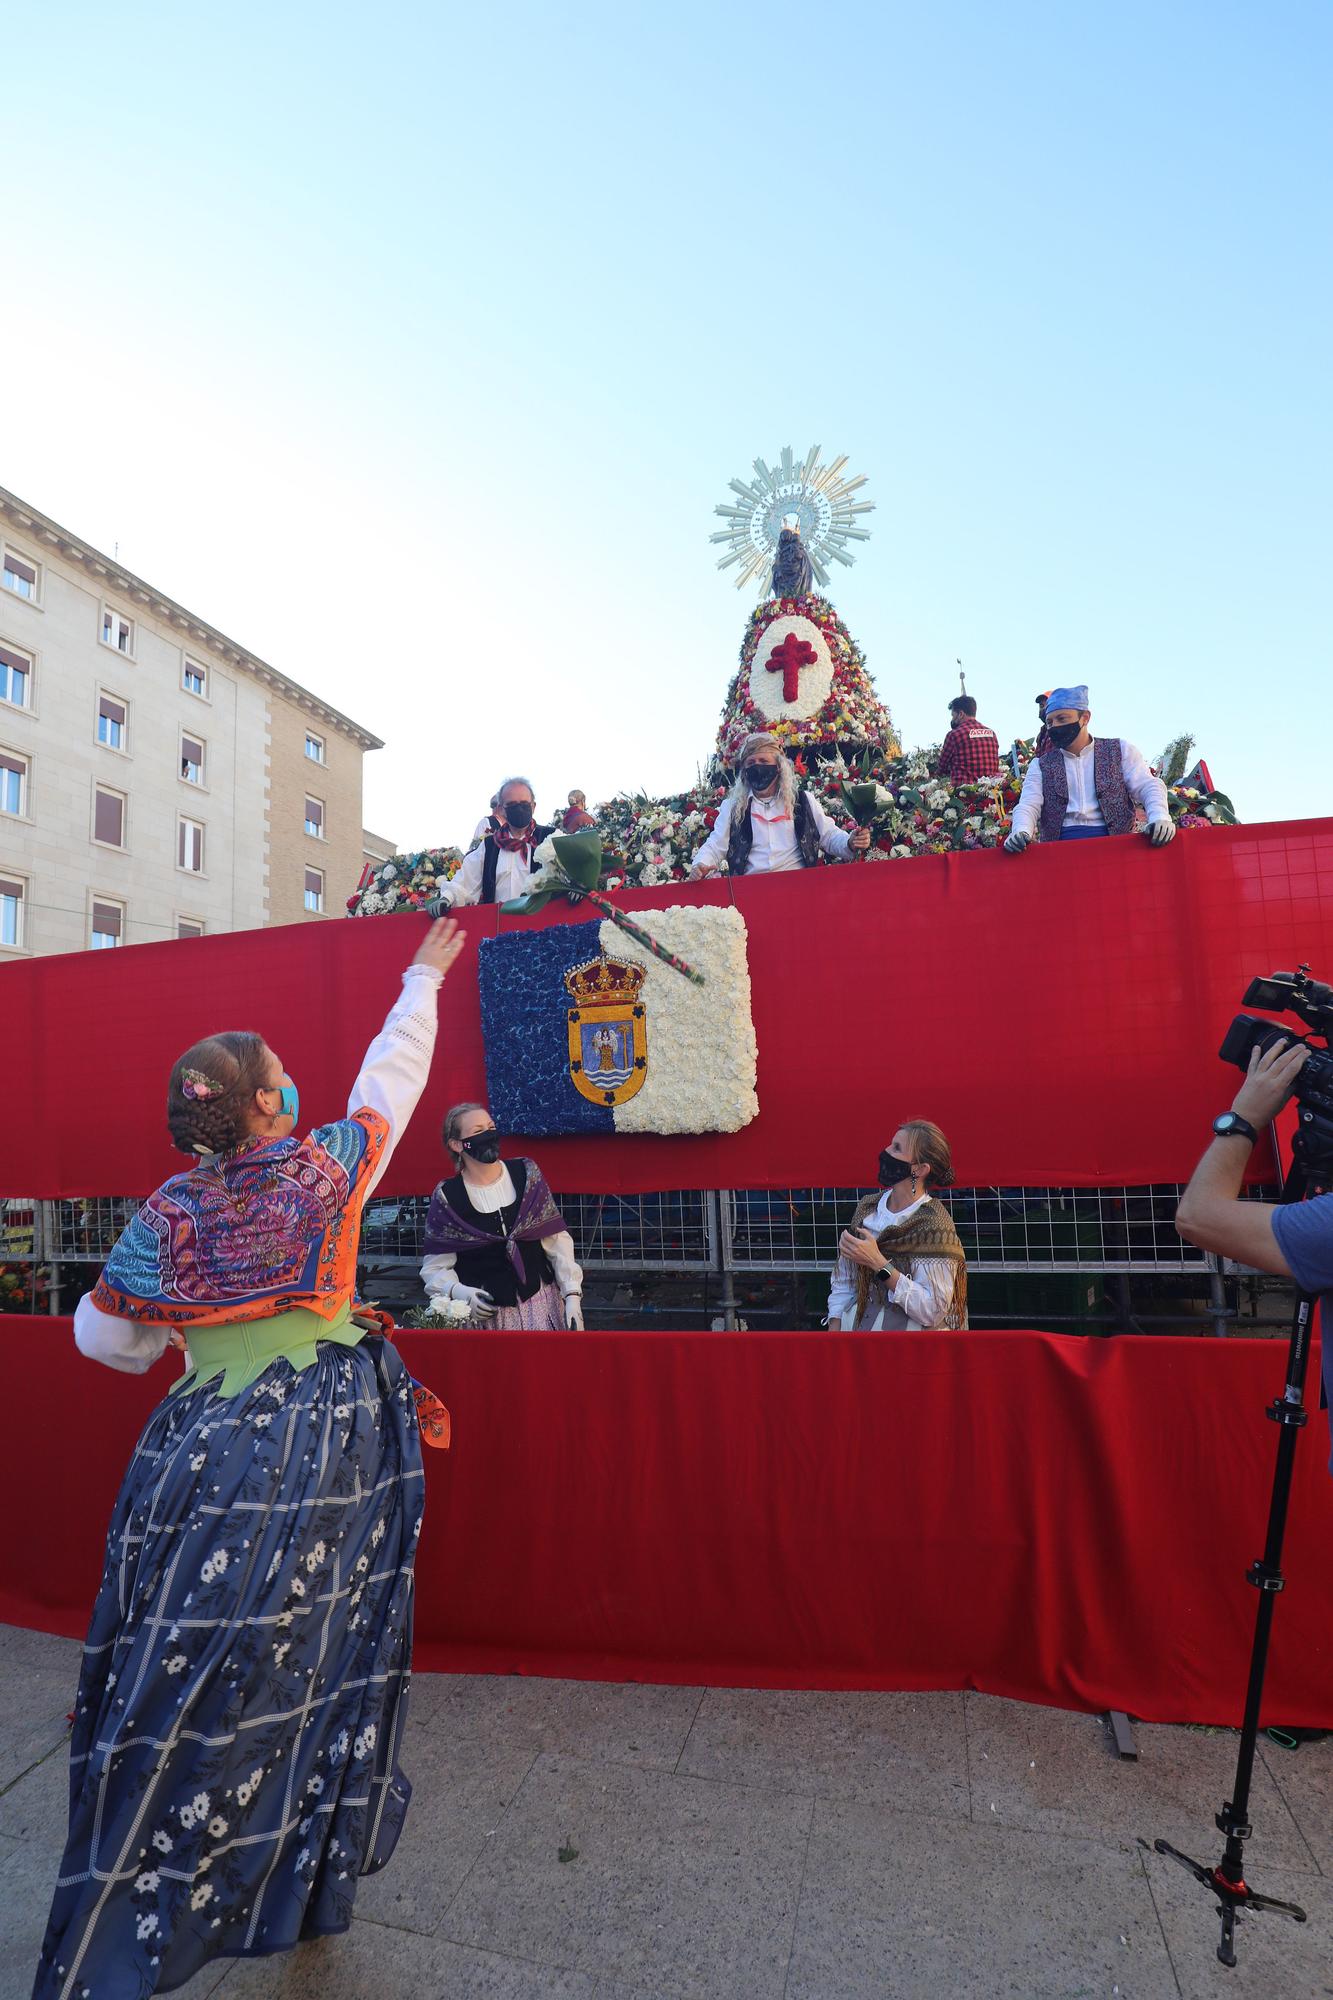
(167, 1031, 272, 1156)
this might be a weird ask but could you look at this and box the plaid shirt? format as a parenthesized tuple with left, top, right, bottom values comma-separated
(937, 717, 1001, 781)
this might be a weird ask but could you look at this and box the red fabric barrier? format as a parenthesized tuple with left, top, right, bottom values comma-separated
(6, 1319, 1331, 1724)
(3, 819, 1333, 1196)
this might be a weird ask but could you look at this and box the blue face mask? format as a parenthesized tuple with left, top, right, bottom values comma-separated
(277, 1083, 299, 1126)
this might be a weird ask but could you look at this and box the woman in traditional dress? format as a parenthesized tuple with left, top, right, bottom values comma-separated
(419, 1104, 584, 1331)
(33, 918, 464, 2000)
(828, 1119, 968, 1331)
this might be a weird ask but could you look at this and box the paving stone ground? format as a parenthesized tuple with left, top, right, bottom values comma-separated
(2, 1623, 1330, 1999)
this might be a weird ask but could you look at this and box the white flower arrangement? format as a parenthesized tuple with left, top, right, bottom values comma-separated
(593, 904, 758, 1134)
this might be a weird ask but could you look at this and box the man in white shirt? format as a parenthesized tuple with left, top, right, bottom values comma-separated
(444, 776, 556, 906)
(1004, 685, 1175, 852)
(689, 734, 870, 878)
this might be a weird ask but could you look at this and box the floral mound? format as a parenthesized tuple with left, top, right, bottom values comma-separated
(347, 847, 464, 916)
(715, 593, 899, 766)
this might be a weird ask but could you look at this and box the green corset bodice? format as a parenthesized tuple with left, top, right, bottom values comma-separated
(170, 1299, 363, 1399)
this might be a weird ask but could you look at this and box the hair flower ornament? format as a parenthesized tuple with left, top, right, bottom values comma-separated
(180, 1069, 225, 1101)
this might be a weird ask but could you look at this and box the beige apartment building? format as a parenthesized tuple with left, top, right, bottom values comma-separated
(0, 484, 384, 958)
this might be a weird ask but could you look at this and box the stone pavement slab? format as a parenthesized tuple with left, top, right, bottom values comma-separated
(676, 1688, 970, 1816)
(3, 1651, 1331, 2000)
(0, 1630, 79, 1792)
(1143, 1844, 1333, 1999)
(211, 1924, 608, 1998)
(786, 1799, 1176, 2000)
(1258, 1732, 1333, 1875)
(415, 1674, 705, 1774)
(964, 1694, 1319, 1874)
(443, 1750, 812, 1998)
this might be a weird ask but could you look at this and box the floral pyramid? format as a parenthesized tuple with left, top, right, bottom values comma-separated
(715, 591, 899, 769)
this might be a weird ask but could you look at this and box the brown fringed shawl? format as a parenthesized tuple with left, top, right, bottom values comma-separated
(849, 1193, 968, 1328)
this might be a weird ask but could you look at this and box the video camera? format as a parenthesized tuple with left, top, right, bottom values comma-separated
(1220, 965, 1333, 1183)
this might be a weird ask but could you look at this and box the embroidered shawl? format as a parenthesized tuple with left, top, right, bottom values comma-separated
(423, 1157, 567, 1287)
(91, 1111, 389, 1328)
(849, 1193, 968, 1329)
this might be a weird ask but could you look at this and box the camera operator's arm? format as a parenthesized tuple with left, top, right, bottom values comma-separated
(1175, 1040, 1309, 1271)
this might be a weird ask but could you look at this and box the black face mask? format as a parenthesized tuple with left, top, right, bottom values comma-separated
(503, 800, 534, 829)
(743, 763, 779, 792)
(460, 1131, 502, 1164)
(878, 1152, 914, 1189)
(1047, 721, 1083, 750)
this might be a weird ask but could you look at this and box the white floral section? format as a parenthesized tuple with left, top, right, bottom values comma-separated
(746, 614, 834, 723)
(597, 907, 758, 1135)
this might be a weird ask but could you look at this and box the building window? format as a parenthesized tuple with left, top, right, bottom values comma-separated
(180, 732, 206, 785)
(98, 691, 128, 750)
(178, 816, 205, 873)
(0, 643, 32, 709)
(0, 876, 24, 949)
(101, 606, 135, 656)
(0, 750, 28, 817)
(304, 796, 325, 839)
(305, 731, 326, 764)
(93, 785, 126, 848)
(2, 547, 40, 603)
(183, 657, 208, 698)
(304, 866, 325, 913)
(90, 899, 124, 950)
(177, 916, 205, 939)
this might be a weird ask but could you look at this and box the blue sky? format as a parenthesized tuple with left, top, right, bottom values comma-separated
(4, 2, 1329, 849)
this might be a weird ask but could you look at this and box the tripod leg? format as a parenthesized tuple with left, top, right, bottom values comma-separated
(1217, 1902, 1236, 1968)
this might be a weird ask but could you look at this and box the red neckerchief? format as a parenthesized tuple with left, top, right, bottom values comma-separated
(492, 819, 535, 855)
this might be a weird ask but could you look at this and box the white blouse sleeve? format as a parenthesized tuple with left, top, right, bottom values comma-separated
(691, 799, 733, 873)
(1120, 740, 1171, 826)
(442, 844, 485, 908)
(420, 1250, 459, 1299)
(348, 963, 443, 1197)
(827, 1253, 858, 1328)
(74, 1293, 173, 1375)
(1010, 759, 1044, 838)
(546, 1231, 582, 1299)
(889, 1258, 960, 1331)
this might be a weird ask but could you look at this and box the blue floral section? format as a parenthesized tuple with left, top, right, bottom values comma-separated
(478, 924, 615, 1135)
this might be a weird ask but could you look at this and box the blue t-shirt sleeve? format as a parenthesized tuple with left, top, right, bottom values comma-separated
(1272, 1194, 1333, 1295)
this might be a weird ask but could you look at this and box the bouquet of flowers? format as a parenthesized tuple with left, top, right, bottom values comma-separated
(347, 848, 465, 916)
(400, 1294, 495, 1331)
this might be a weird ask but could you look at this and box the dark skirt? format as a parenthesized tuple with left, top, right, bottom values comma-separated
(33, 1337, 423, 1999)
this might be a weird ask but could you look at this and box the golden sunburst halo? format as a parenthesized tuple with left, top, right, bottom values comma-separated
(709, 444, 875, 593)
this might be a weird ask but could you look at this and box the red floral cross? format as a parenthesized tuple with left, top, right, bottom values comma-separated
(765, 631, 818, 703)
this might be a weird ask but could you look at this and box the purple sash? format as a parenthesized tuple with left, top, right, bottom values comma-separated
(423, 1158, 567, 1287)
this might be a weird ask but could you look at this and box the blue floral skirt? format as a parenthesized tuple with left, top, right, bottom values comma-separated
(32, 1337, 424, 1999)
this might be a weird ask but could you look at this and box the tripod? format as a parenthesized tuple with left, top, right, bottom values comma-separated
(1147, 1160, 1324, 1966)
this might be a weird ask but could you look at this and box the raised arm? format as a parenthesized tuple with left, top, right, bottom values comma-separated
(347, 918, 466, 1196)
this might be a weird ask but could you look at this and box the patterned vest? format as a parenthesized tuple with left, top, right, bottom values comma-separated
(1038, 738, 1134, 842)
(726, 788, 822, 875)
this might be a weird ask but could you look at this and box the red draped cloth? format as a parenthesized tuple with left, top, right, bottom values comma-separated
(3, 819, 1332, 1197)
(6, 1320, 1332, 1725)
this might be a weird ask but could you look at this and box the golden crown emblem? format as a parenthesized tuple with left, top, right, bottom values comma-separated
(564, 954, 647, 1010)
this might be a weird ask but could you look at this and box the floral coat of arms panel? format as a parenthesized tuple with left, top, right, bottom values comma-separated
(478, 907, 759, 1136)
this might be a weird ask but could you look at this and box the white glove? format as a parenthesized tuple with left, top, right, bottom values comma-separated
(452, 1283, 495, 1316)
(1003, 829, 1031, 854)
(563, 1295, 585, 1331)
(1149, 819, 1176, 846)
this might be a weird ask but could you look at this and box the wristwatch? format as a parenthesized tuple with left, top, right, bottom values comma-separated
(1213, 1112, 1258, 1143)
